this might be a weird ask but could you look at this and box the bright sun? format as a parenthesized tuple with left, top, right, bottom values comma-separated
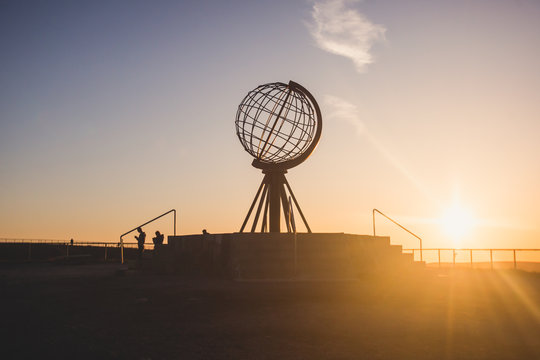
(441, 204, 474, 244)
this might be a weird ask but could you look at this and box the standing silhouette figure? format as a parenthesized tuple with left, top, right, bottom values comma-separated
(135, 227, 146, 262)
(153, 231, 164, 247)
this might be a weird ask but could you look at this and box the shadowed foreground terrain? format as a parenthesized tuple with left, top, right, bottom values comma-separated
(1, 264, 539, 359)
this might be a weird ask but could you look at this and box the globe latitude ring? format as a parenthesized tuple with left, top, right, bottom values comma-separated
(235, 80, 322, 171)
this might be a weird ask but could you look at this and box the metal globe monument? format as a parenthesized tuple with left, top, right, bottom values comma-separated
(159, 80, 422, 280)
(236, 81, 322, 233)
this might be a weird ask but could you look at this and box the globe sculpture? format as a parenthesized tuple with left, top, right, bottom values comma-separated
(236, 81, 322, 233)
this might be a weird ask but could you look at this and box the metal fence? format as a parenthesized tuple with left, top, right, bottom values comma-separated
(0, 238, 154, 249)
(403, 248, 540, 270)
(3, 239, 540, 270)
(0, 238, 156, 262)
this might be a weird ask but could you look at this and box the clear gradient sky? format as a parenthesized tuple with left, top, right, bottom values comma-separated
(1, 0, 540, 250)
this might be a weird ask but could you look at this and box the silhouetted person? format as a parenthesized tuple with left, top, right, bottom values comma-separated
(70, 238, 74, 246)
(202, 229, 212, 272)
(135, 227, 146, 261)
(153, 231, 164, 247)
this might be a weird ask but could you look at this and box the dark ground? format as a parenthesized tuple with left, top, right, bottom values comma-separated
(1, 263, 539, 359)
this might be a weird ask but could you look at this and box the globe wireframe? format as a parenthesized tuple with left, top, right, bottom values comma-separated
(235, 81, 321, 169)
(236, 80, 322, 233)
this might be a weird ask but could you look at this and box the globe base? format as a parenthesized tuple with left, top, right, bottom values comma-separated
(239, 169, 311, 234)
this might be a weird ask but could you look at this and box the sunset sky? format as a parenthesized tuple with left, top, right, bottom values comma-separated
(1, 0, 539, 250)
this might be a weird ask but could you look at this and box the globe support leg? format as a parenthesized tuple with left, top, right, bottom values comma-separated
(251, 182, 269, 232)
(283, 177, 312, 233)
(239, 178, 266, 233)
(239, 170, 312, 233)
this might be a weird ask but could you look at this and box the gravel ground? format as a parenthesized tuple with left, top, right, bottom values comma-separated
(1, 263, 539, 359)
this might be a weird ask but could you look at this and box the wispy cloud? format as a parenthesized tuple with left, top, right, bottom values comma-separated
(324, 95, 366, 134)
(307, 0, 386, 72)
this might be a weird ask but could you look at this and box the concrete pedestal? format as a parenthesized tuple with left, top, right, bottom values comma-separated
(166, 232, 422, 279)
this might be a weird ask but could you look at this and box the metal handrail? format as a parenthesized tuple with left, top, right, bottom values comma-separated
(0, 238, 71, 243)
(404, 248, 540, 251)
(119, 209, 176, 264)
(0, 239, 109, 245)
(0, 239, 157, 248)
(0, 240, 154, 249)
(372, 209, 423, 261)
(403, 248, 540, 270)
(0, 240, 155, 262)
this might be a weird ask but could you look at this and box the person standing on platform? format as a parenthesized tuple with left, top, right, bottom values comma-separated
(135, 227, 146, 262)
(153, 231, 164, 248)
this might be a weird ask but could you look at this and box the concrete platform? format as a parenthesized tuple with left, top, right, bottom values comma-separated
(165, 232, 423, 279)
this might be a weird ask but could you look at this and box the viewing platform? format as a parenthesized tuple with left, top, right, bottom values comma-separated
(166, 232, 423, 279)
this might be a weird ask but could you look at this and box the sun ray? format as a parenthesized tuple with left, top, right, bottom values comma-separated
(440, 203, 474, 247)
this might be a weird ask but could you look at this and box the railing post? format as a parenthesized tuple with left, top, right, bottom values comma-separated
(120, 238, 124, 264)
(453, 249, 456, 267)
(438, 249, 441, 268)
(28, 243, 31, 261)
(412, 248, 415, 260)
(372, 209, 376, 236)
(104, 244, 108, 262)
(513, 249, 517, 270)
(66, 243, 69, 257)
(490, 249, 493, 270)
(470, 249, 473, 268)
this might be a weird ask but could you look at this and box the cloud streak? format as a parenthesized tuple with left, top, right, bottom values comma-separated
(324, 94, 432, 201)
(308, 0, 386, 72)
(324, 95, 366, 134)
(325, 96, 536, 233)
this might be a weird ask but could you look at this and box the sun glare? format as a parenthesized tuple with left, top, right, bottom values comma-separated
(441, 204, 474, 245)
